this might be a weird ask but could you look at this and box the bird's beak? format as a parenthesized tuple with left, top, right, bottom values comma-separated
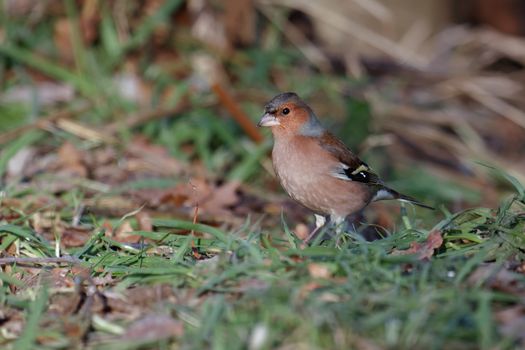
(257, 113, 280, 127)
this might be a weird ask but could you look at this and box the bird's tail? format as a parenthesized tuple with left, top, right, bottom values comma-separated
(374, 187, 434, 210)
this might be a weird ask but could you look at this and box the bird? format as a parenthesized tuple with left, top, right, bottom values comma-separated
(257, 92, 433, 242)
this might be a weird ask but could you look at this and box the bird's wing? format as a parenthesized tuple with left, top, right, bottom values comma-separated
(318, 132, 382, 185)
(317, 132, 434, 209)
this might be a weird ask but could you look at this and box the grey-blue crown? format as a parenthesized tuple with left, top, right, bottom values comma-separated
(264, 92, 300, 113)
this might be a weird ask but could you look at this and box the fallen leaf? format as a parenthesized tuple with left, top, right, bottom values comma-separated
(48, 268, 75, 289)
(224, 0, 255, 46)
(294, 223, 309, 240)
(136, 211, 153, 232)
(122, 314, 183, 341)
(113, 220, 141, 244)
(61, 226, 92, 247)
(101, 220, 113, 236)
(144, 179, 241, 219)
(391, 230, 443, 260)
(517, 262, 525, 274)
(318, 292, 341, 303)
(80, 0, 99, 43)
(0, 309, 24, 338)
(126, 135, 182, 176)
(495, 306, 525, 346)
(53, 18, 74, 64)
(298, 281, 323, 300)
(467, 264, 525, 295)
(200, 181, 240, 218)
(234, 278, 270, 293)
(57, 141, 87, 177)
(308, 263, 332, 279)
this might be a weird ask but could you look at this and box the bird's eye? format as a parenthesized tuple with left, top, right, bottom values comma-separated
(282, 108, 290, 115)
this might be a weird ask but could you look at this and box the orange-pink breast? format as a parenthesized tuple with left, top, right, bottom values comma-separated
(272, 136, 371, 218)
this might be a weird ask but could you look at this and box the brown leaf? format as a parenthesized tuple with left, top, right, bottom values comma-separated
(30, 210, 91, 248)
(298, 281, 323, 300)
(200, 181, 240, 218)
(101, 220, 113, 236)
(113, 220, 141, 244)
(495, 306, 525, 346)
(308, 263, 332, 279)
(122, 314, 183, 341)
(468, 264, 525, 295)
(57, 141, 87, 177)
(232, 278, 270, 293)
(31, 211, 62, 241)
(48, 268, 76, 289)
(126, 136, 182, 176)
(516, 262, 525, 274)
(0, 309, 24, 338)
(4, 0, 46, 18)
(294, 223, 309, 240)
(61, 226, 92, 247)
(92, 274, 114, 287)
(224, 0, 255, 46)
(53, 18, 74, 64)
(125, 285, 178, 308)
(318, 292, 341, 303)
(391, 230, 443, 260)
(80, 0, 99, 43)
(149, 179, 240, 219)
(136, 211, 153, 232)
(88, 197, 139, 217)
(157, 180, 208, 208)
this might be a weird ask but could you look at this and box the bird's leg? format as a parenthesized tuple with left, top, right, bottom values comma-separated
(331, 216, 345, 233)
(332, 216, 358, 247)
(315, 214, 326, 229)
(304, 214, 327, 244)
(331, 216, 347, 245)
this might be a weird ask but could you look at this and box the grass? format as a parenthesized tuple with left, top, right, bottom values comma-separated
(0, 184, 523, 348)
(1, 2, 524, 349)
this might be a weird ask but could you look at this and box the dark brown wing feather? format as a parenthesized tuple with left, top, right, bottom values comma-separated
(318, 132, 382, 185)
(317, 132, 434, 209)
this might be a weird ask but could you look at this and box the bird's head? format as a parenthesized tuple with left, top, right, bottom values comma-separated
(257, 92, 324, 137)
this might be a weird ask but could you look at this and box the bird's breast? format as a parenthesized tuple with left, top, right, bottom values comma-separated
(271, 137, 371, 217)
(272, 138, 322, 190)
(272, 138, 335, 213)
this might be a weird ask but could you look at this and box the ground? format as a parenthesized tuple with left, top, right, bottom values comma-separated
(1, 1, 525, 349)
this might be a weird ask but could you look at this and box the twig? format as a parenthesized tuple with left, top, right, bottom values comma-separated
(189, 180, 203, 259)
(211, 83, 264, 144)
(0, 256, 84, 265)
(56, 118, 113, 143)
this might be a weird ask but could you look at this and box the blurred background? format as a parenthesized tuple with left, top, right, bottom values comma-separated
(1, 0, 525, 229)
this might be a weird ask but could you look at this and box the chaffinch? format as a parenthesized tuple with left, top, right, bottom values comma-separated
(258, 92, 433, 241)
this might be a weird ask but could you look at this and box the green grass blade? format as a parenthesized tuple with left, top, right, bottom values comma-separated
(0, 45, 95, 96)
(153, 219, 228, 243)
(14, 285, 48, 350)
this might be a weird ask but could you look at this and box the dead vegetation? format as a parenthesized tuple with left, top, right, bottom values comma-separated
(0, 1, 525, 349)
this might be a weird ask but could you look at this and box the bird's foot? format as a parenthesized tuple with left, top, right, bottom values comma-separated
(303, 214, 327, 245)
